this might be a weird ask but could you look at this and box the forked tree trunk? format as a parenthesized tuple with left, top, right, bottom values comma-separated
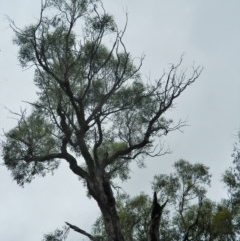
(148, 192, 167, 241)
(87, 171, 125, 241)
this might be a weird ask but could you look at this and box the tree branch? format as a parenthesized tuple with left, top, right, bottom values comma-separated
(182, 196, 203, 241)
(65, 222, 101, 241)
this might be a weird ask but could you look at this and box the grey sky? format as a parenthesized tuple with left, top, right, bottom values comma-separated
(1, 1, 240, 240)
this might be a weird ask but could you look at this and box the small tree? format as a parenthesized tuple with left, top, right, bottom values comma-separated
(2, 1, 201, 240)
(153, 159, 211, 241)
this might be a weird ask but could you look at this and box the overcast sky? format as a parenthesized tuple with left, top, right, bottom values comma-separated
(1, 1, 240, 240)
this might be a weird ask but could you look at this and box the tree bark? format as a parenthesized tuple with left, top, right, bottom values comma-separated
(87, 170, 125, 241)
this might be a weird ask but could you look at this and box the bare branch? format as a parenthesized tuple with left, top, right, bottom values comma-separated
(65, 222, 102, 241)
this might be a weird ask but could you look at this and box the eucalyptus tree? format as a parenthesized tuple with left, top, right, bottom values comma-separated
(2, 0, 201, 240)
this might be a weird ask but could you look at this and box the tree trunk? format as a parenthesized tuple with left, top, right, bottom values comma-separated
(87, 171, 125, 241)
(148, 192, 167, 241)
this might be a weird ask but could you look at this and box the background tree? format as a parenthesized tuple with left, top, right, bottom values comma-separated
(221, 132, 240, 240)
(2, 0, 201, 240)
(93, 160, 213, 241)
(93, 154, 240, 241)
(93, 159, 240, 241)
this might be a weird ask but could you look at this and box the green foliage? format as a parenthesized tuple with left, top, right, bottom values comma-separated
(42, 226, 69, 241)
(152, 159, 211, 205)
(4, 0, 200, 188)
(224, 138, 240, 204)
(223, 169, 237, 190)
(212, 206, 234, 237)
(116, 193, 151, 241)
(222, 134, 240, 239)
(3, 112, 59, 186)
(6, 0, 143, 184)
